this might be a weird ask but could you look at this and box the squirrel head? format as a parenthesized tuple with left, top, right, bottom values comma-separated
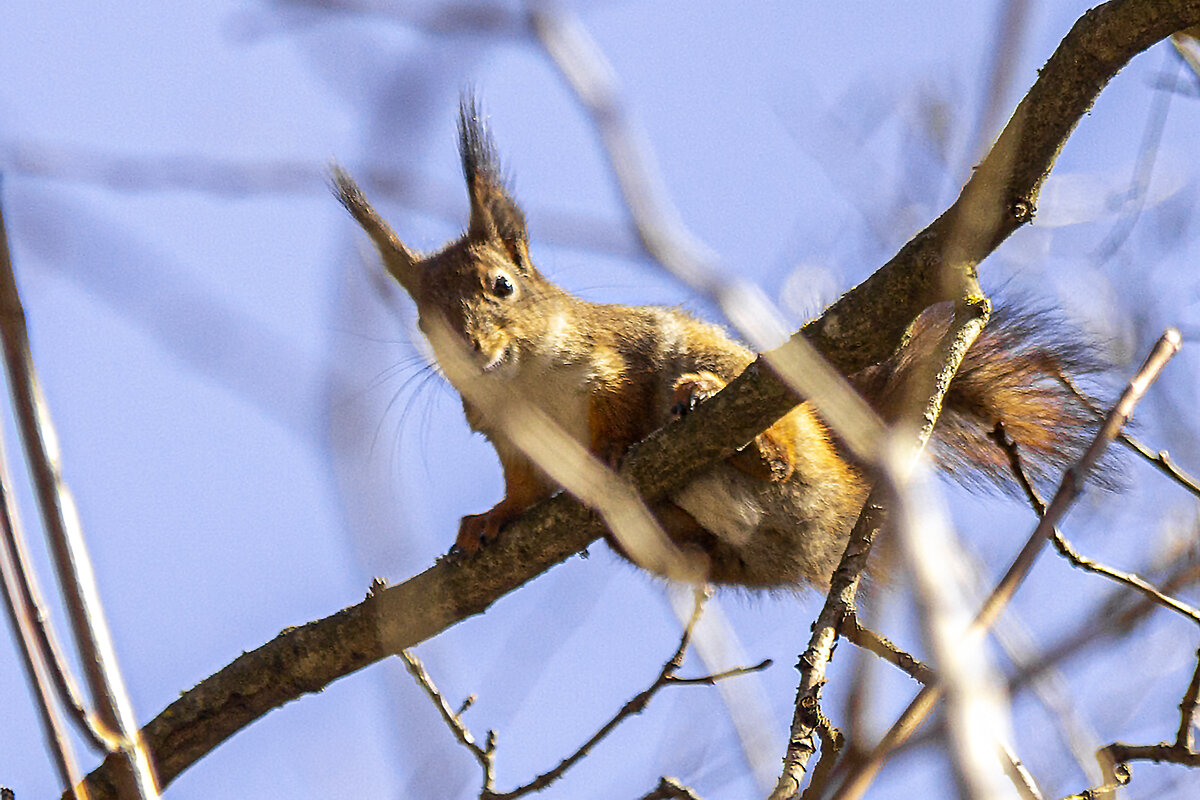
(334, 97, 563, 376)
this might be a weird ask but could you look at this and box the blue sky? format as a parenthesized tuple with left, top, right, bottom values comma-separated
(3, 2, 1200, 798)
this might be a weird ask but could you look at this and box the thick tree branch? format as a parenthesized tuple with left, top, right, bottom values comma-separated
(75, 0, 1200, 796)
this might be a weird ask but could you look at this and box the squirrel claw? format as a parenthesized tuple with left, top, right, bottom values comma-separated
(671, 372, 726, 419)
(455, 509, 507, 553)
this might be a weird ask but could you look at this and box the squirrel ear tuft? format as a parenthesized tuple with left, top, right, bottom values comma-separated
(331, 165, 421, 294)
(458, 94, 529, 259)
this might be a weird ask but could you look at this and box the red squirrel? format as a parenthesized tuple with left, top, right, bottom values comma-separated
(333, 100, 1102, 589)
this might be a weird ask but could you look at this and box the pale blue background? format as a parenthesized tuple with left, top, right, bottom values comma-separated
(2, 2, 1200, 798)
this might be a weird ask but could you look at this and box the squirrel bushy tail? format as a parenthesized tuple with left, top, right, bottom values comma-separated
(854, 302, 1110, 497)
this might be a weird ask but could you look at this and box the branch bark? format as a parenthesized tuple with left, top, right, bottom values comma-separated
(75, 0, 1200, 796)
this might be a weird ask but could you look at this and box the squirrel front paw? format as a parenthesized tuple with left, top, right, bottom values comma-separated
(454, 507, 515, 554)
(671, 371, 727, 418)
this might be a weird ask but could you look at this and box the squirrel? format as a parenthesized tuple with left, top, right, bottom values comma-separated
(332, 99, 1104, 589)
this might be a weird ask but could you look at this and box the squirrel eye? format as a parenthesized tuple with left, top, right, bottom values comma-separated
(491, 273, 515, 298)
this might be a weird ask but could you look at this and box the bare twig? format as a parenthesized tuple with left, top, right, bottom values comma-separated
(2, 184, 154, 796)
(1057, 371, 1200, 499)
(399, 649, 496, 794)
(402, 591, 768, 800)
(832, 329, 1182, 800)
(666, 660, 773, 686)
(839, 612, 934, 686)
(772, 494, 886, 800)
(485, 594, 768, 800)
(1051, 532, 1200, 626)
(1081, 648, 1200, 792)
(1176, 648, 1200, 750)
(1119, 433, 1200, 499)
(993, 420, 1200, 628)
(0, 380, 110, 754)
(0, 444, 86, 798)
(797, 702, 845, 800)
(1001, 741, 1046, 800)
(1104, 739, 1200, 767)
(1058, 775, 1130, 800)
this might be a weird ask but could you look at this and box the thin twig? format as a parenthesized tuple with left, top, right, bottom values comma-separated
(402, 591, 768, 800)
(833, 329, 1182, 800)
(1051, 533, 1200, 626)
(1176, 647, 1200, 750)
(839, 612, 934, 686)
(1058, 775, 1130, 800)
(1104, 740, 1200, 766)
(485, 593, 769, 800)
(1120, 433, 1200, 499)
(773, 495, 886, 800)
(797, 704, 845, 800)
(666, 660, 773, 686)
(1057, 370, 1200, 500)
(1000, 741, 1046, 800)
(399, 649, 496, 794)
(993, 420, 1200, 628)
(0, 451, 86, 799)
(0, 404, 110, 753)
(0, 182, 159, 798)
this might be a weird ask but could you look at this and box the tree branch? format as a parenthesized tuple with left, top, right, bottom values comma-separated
(839, 612, 934, 686)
